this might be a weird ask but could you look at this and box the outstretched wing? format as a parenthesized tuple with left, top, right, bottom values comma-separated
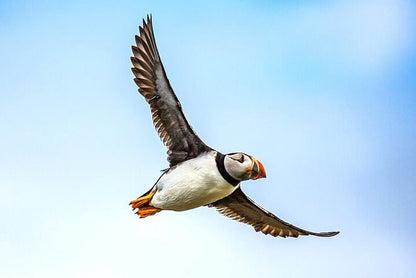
(131, 15, 212, 166)
(209, 187, 339, 238)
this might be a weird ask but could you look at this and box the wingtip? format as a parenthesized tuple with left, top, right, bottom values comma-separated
(143, 14, 152, 26)
(316, 231, 340, 237)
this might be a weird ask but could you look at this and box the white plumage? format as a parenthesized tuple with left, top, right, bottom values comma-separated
(150, 151, 237, 211)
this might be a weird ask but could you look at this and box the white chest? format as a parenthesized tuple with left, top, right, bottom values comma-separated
(150, 152, 237, 211)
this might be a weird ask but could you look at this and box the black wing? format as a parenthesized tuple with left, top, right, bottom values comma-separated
(131, 15, 212, 166)
(209, 187, 339, 238)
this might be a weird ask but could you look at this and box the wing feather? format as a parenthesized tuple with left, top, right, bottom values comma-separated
(209, 187, 339, 238)
(131, 15, 211, 166)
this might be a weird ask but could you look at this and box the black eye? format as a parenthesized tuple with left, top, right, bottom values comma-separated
(230, 154, 244, 163)
(238, 155, 244, 163)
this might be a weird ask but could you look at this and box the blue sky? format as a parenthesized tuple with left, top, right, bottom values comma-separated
(1, 0, 415, 277)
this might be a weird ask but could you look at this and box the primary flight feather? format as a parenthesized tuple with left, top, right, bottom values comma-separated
(129, 15, 339, 238)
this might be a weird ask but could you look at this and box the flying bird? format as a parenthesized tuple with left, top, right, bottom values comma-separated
(129, 15, 339, 238)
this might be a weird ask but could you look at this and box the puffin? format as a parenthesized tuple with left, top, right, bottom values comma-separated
(129, 15, 339, 238)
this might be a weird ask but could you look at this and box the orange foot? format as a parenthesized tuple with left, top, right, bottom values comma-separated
(137, 206, 161, 218)
(129, 190, 161, 218)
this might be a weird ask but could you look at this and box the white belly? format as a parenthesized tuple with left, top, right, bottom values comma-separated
(150, 152, 237, 211)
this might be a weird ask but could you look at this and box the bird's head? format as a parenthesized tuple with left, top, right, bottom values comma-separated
(224, 152, 266, 182)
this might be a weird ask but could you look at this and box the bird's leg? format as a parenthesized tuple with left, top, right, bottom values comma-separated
(129, 190, 161, 218)
(137, 206, 161, 218)
(130, 191, 155, 209)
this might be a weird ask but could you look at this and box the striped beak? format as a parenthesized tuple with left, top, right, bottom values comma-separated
(249, 158, 266, 180)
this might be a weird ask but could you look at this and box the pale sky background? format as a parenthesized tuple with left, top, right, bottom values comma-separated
(1, 0, 415, 277)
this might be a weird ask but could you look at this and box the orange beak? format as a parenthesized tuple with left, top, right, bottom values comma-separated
(250, 158, 266, 180)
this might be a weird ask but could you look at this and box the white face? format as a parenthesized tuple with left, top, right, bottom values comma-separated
(223, 153, 255, 181)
